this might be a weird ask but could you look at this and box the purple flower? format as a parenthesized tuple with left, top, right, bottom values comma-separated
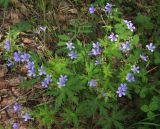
(7, 59, 14, 67)
(120, 41, 131, 52)
(66, 42, 75, 50)
(131, 65, 140, 74)
(68, 51, 77, 59)
(88, 79, 97, 87)
(45, 74, 52, 83)
(105, 3, 112, 13)
(89, 5, 95, 14)
(27, 68, 36, 77)
(116, 83, 127, 97)
(140, 54, 148, 62)
(146, 43, 156, 52)
(93, 42, 100, 49)
(13, 102, 21, 112)
(102, 91, 107, 97)
(126, 73, 135, 82)
(124, 20, 135, 31)
(12, 122, 19, 129)
(21, 53, 30, 62)
(108, 33, 118, 42)
(91, 42, 101, 56)
(39, 26, 47, 32)
(35, 26, 47, 34)
(4, 40, 11, 51)
(27, 61, 35, 70)
(38, 66, 46, 76)
(22, 113, 32, 122)
(13, 51, 21, 62)
(91, 48, 101, 56)
(41, 75, 52, 88)
(41, 79, 49, 88)
(95, 60, 101, 65)
(57, 75, 68, 88)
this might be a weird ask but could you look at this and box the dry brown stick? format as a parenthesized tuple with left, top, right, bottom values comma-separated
(147, 66, 158, 73)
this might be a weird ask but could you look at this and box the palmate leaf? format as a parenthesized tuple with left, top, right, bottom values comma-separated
(55, 89, 66, 111)
(55, 86, 78, 111)
(32, 104, 54, 128)
(135, 13, 153, 30)
(61, 108, 79, 128)
(76, 97, 98, 118)
(11, 21, 32, 32)
(102, 64, 113, 79)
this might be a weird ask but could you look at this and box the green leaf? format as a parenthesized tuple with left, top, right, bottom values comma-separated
(149, 96, 160, 111)
(147, 111, 155, 120)
(149, 102, 159, 111)
(154, 52, 160, 64)
(61, 109, 79, 128)
(20, 78, 39, 88)
(58, 34, 70, 41)
(141, 105, 149, 112)
(0, 124, 4, 129)
(32, 104, 54, 128)
(131, 35, 139, 46)
(0, 0, 9, 8)
(11, 21, 32, 32)
(135, 13, 153, 29)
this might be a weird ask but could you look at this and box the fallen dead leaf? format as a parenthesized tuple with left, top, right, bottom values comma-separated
(8, 77, 21, 86)
(0, 80, 8, 90)
(1, 97, 15, 107)
(21, 37, 33, 44)
(0, 65, 8, 78)
(68, 8, 78, 14)
(10, 11, 21, 24)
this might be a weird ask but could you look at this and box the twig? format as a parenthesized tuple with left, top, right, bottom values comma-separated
(147, 66, 158, 73)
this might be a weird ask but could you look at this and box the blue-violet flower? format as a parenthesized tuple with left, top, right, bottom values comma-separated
(131, 65, 140, 74)
(108, 33, 118, 42)
(13, 51, 21, 62)
(146, 43, 156, 52)
(4, 40, 11, 51)
(105, 3, 112, 13)
(126, 73, 135, 82)
(57, 75, 68, 88)
(68, 51, 77, 59)
(89, 5, 95, 14)
(116, 83, 127, 97)
(88, 79, 97, 87)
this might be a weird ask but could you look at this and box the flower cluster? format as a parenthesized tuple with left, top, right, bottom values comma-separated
(91, 42, 101, 56)
(12, 102, 32, 129)
(89, 3, 112, 14)
(8, 49, 53, 88)
(66, 42, 77, 59)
